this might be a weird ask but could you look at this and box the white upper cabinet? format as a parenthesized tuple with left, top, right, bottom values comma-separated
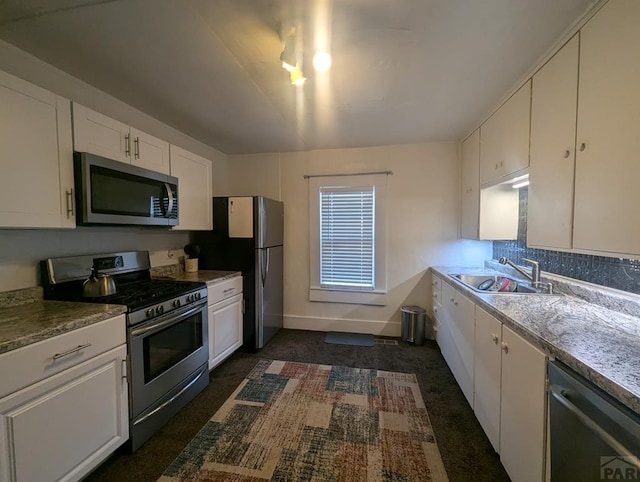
(170, 145, 212, 230)
(130, 127, 171, 174)
(572, 0, 640, 255)
(528, 35, 579, 250)
(72, 104, 170, 174)
(480, 80, 531, 186)
(460, 129, 480, 239)
(0, 70, 74, 228)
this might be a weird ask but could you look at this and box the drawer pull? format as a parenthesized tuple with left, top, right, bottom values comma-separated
(223, 288, 235, 294)
(53, 343, 92, 360)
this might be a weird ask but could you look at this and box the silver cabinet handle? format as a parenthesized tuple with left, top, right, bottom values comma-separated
(65, 189, 74, 218)
(223, 287, 235, 293)
(53, 343, 91, 360)
(492, 334, 499, 344)
(563, 149, 571, 159)
(579, 142, 586, 152)
(121, 358, 127, 382)
(134, 137, 140, 159)
(125, 133, 131, 156)
(501, 342, 509, 354)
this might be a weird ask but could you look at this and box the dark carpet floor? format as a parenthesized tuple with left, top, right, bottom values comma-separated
(85, 329, 510, 482)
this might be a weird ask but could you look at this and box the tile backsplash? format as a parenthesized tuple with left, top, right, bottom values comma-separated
(493, 187, 640, 295)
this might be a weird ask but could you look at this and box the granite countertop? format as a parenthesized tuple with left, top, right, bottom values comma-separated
(431, 266, 640, 415)
(0, 301, 127, 354)
(154, 269, 241, 285)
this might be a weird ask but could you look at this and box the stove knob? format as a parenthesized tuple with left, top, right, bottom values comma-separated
(156, 305, 164, 315)
(146, 308, 155, 318)
(188, 294, 194, 302)
(196, 292, 201, 300)
(173, 299, 181, 308)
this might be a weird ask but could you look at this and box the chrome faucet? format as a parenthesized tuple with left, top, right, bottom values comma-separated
(498, 256, 540, 284)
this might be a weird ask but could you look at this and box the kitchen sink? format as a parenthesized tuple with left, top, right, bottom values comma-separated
(450, 274, 553, 294)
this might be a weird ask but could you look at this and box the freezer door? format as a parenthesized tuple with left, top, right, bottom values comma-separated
(255, 245, 283, 349)
(256, 197, 284, 248)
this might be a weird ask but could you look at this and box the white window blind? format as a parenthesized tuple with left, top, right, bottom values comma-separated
(319, 185, 375, 289)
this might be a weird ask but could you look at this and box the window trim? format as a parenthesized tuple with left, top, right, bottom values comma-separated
(309, 173, 388, 306)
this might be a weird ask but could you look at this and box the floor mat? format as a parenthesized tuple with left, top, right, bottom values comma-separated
(159, 359, 448, 481)
(324, 331, 375, 346)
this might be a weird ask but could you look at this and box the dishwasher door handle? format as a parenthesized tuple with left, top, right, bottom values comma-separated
(550, 385, 640, 463)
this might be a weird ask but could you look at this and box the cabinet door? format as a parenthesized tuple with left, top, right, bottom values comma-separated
(0, 345, 128, 482)
(442, 283, 474, 408)
(0, 71, 74, 228)
(170, 145, 213, 230)
(208, 294, 243, 370)
(473, 307, 502, 452)
(480, 80, 531, 186)
(573, 0, 640, 255)
(72, 103, 129, 162)
(460, 129, 480, 239)
(449, 290, 475, 408)
(528, 35, 579, 250)
(500, 326, 547, 482)
(439, 283, 457, 374)
(130, 127, 170, 174)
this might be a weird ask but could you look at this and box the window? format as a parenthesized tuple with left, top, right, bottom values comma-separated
(309, 173, 388, 305)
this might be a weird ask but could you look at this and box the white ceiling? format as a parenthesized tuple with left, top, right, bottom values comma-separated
(0, 0, 595, 154)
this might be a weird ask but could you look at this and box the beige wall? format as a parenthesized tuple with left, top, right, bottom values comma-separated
(228, 143, 492, 335)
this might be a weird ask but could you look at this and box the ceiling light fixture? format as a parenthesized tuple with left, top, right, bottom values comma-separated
(313, 51, 332, 72)
(290, 65, 306, 86)
(280, 34, 297, 72)
(512, 180, 530, 189)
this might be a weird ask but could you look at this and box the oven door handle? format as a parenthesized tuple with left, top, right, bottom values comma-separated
(132, 365, 207, 427)
(130, 301, 206, 338)
(549, 385, 639, 460)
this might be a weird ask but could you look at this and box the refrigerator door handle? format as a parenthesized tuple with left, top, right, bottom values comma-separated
(260, 249, 267, 287)
(260, 200, 266, 247)
(266, 248, 270, 280)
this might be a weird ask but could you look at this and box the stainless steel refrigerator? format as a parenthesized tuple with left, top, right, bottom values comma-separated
(193, 196, 283, 350)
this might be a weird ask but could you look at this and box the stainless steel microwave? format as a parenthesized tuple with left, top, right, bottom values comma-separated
(74, 152, 178, 226)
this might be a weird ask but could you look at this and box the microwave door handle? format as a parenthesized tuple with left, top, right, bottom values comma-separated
(162, 183, 175, 218)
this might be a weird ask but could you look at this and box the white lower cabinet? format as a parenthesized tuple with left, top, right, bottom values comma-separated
(436, 282, 548, 482)
(474, 307, 547, 482)
(474, 307, 502, 452)
(0, 315, 128, 482)
(207, 277, 243, 370)
(499, 325, 547, 482)
(441, 282, 475, 408)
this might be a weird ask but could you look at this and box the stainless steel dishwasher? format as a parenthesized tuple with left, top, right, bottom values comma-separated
(548, 361, 640, 481)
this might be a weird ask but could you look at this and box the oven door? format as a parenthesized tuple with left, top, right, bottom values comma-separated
(128, 300, 208, 418)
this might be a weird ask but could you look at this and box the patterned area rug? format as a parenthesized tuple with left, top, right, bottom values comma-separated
(159, 360, 448, 481)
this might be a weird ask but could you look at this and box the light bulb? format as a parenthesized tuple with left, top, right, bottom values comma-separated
(313, 51, 332, 72)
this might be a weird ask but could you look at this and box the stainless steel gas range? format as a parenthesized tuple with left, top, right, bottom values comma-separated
(42, 251, 209, 451)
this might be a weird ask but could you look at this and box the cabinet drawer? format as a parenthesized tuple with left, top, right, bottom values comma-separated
(0, 314, 126, 398)
(432, 276, 442, 303)
(207, 276, 243, 305)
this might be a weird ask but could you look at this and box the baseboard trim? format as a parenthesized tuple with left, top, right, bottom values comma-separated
(284, 315, 401, 337)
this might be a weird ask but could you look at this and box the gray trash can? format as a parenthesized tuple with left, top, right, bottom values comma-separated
(401, 305, 428, 345)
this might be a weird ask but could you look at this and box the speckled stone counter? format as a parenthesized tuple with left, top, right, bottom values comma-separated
(154, 269, 241, 286)
(430, 265, 640, 415)
(0, 301, 127, 354)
